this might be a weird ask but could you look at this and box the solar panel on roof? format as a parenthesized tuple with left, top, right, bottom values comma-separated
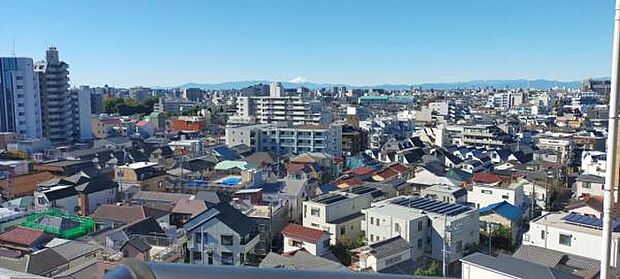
(389, 196, 473, 216)
(562, 212, 620, 232)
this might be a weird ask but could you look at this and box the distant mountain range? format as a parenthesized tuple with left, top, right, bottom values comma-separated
(177, 79, 591, 91)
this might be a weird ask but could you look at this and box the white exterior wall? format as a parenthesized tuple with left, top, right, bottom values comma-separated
(362, 211, 427, 260)
(283, 234, 330, 256)
(86, 188, 117, 214)
(367, 248, 412, 272)
(302, 194, 371, 244)
(35, 191, 78, 214)
(77, 86, 93, 141)
(0, 58, 43, 139)
(522, 214, 620, 268)
(467, 184, 524, 209)
(430, 211, 480, 263)
(462, 261, 513, 279)
(189, 217, 259, 266)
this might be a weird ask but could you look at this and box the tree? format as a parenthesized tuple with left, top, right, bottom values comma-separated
(481, 224, 513, 252)
(331, 237, 365, 266)
(414, 261, 441, 276)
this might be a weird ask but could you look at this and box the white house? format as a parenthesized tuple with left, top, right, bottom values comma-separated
(302, 191, 372, 245)
(467, 179, 525, 210)
(573, 174, 606, 198)
(361, 196, 479, 264)
(522, 212, 620, 268)
(461, 253, 578, 279)
(281, 223, 330, 256)
(581, 150, 606, 177)
(352, 236, 412, 272)
(184, 202, 260, 266)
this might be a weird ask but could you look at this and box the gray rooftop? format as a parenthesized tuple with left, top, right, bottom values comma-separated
(461, 253, 580, 279)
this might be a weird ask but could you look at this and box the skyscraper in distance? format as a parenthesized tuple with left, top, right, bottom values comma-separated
(0, 57, 43, 139)
(35, 47, 74, 144)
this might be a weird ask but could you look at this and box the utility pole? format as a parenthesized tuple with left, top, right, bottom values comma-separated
(442, 214, 448, 277)
(602, 0, 620, 277)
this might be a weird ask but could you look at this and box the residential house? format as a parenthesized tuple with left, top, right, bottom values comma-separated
(522, 212, 620, 268)
(461, 252, 579, 279)
(120, 237, 152, 261)
(114, 162, 168, 199)
(90, 204, 170, 231)
(35, 170, 117, 215)
(259, 249, 349, 272)
(467, 173, 526, 210)
(361, 196, 479, 265)
(479, 201, 524, 244)
(302, 191, 372, 245)
(184, 202, 260, 266)
(420, 184, 467, 204)
(351, 236, 414, 274)
(282, 223, 330, 256)
(573, 174, 606, 198)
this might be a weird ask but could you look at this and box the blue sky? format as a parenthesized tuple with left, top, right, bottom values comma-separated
(0, 0, 614, 87)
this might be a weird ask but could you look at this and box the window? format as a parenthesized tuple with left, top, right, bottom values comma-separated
(304, 205, 307, 218)
(311, 208, 321, 217)
(395, 223, 400, 233)
(221, 252, 234, 265)
(559, 234, 572, 246)
(289, 240, 303, 248)
(582, 182, 591, 189)
(417, 238, 423, 249)
(195, 232, 202, 244)
(340, 226, 346, 235)
(221, 235, 233, 246)
(370, 234, 374, 242)
(311, 223, 319, 228)
(192, 251, 202, 262)
(418, 221, 423, 231)
(541, 230, 545, 239)
(370, 217, 374, 225)
(384, 255, 402, 266)
(376, 219, 380, 226)
(481, 189, 493, 194)
(502, 194, 509, 199)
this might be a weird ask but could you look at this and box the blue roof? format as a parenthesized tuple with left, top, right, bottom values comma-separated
(319, 184, 339, 194)
(479, 201, 523, 222)
(213, 146, 241, 160)
(251, 181, 285, 194)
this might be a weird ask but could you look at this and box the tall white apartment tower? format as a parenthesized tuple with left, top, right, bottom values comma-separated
(35, 47, 74, 144)
(270, 82, 284, 97)
(0, 57, 43, 139)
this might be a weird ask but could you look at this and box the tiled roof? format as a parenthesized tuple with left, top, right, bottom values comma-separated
(345, 167, 375, 176)
(473, 172, 503, 184)
(0, 226, 48, 247)
(171, 199, 207, 217)
(90, 204, 168, 224)
(282, 223, 327, 243)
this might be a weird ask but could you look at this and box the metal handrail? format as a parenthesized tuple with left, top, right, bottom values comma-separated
(104, 259, 445, 279)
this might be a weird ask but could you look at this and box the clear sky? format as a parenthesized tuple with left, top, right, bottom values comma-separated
(0, 0, 615, 87)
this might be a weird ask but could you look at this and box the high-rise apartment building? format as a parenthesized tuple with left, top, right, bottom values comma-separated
(0, 57, 43, 139)
(35, 47, 73, 144)
(36, 47, 91, 144)
(73, 86, 93, 141)
(230, 82, 326, 125)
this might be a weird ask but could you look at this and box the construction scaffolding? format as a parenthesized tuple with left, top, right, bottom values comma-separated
(21, 209, 94, 239)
